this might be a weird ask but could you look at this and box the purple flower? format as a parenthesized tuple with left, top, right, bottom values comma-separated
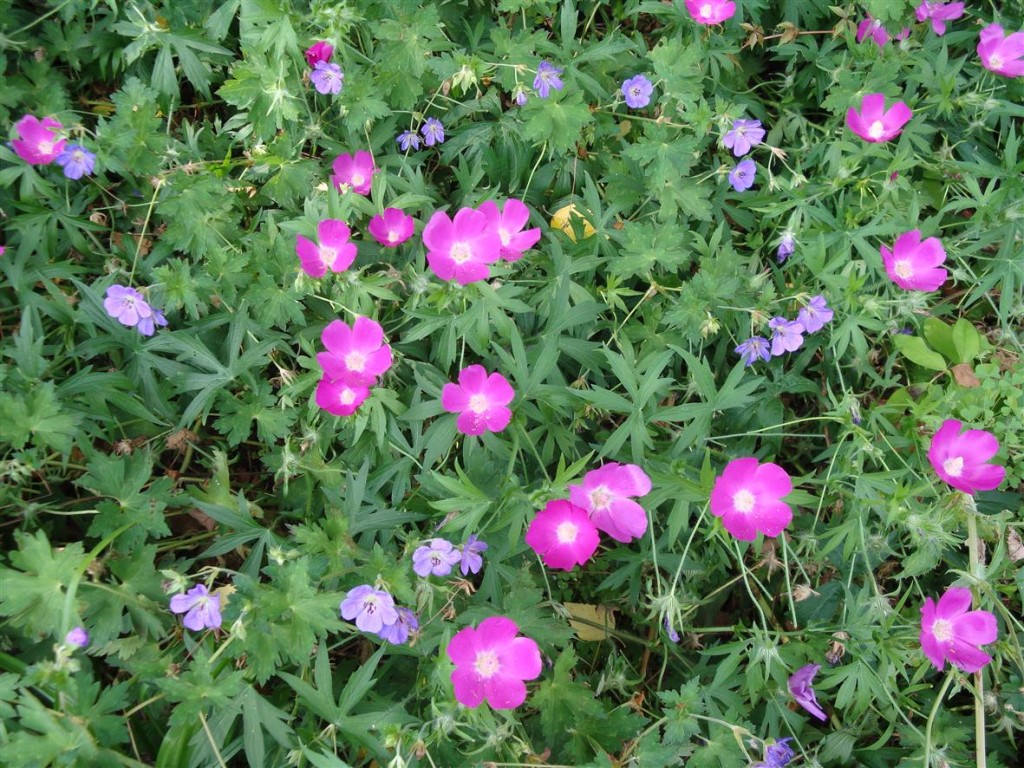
(421, 117, 445, 147)
(788, 663, 827, 721)
(533, 60, 564, 98)
(340, 585, 399, 634)
(378, 607, 418, 644)
(397, 130, 421, 152)
(735, 336, 771, 366)
(310, 61, 344, 95)
(723, 118, 765, 157)
(137, 308, 168, 337)
(797, 295, 833, 334)
(777, 232, 795, 263)
(104, 284, 154, 329)
(768, 317, 804, 356)
(412, 538, 462, 577)
(55, 144, 96, 180)
(728, 159, 756, 192)
(169, 584, 222, 632)
(757, 738, 795, 768)
(460, 534, 488, 575)
(621, 74, 653, 108)
(664, 616, 680, 643)
(513, 86, 528, 106)
(65, 627, 89, 648)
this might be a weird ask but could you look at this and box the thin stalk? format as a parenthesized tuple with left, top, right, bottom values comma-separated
(923, 672, 955, 767)
(966, 504, 986, 768)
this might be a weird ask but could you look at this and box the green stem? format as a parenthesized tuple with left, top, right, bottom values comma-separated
(923, 671, 955, 767)
(966, 503, 986, 768)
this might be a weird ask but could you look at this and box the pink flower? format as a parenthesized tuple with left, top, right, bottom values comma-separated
(927, 419, 1006, 494)
(915, 2, 964, 36)
(977, 23, 1024, 78)
(477, 199, 541, 262)
(422, 207, 502, 285)
(856, 16, 891, 48)
(684, 0, 736, 25)
(317, 316, 393, 387)
(879, 229, 948, 292)
(568, 462, 651, 543)
(920, 587, 998, 673)
(331, 150, 376, 195)
(295, 220, 357, 277)
(524, 500, 601, 571)
(446, 616, 542, 709)
(710, 458, 793, 541)
(845, 93, 912, 143)
(441, 365, 514, 436)
(305, 41, 334, 66)
(367, 208, 415, 248)
(315, 376, 370, 416)
(11, 115, 66, 165)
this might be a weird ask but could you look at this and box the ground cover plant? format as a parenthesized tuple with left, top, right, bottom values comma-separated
(1, 0, 1023, 766)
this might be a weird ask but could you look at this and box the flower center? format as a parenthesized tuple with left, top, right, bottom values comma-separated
(345, 351, 367, 372)
(474, 650, 500, 678)
(339, 389, 356, 405)
(555, 521, 579, 544)
(320, 246, 337, 266)
(588, 486, 612, 511)
(932, 618, 953, 642)
(362, 597, 378, 614)
(699, 3, 713, 18)
(868, 120, 885, 139)
(351, 173, 365, 187)
(989, 54, 1004, 71)
(468, 393, 489, 413)
(733, 488, 755, 513)
(942, 456, 964, 477)
(72, 149, 85, 162)
(893, 259, 914, 279)
(498, 227, 510, 246)
(387, 230, 398, 243)
(450, 242, 472, 264)
(39, 141, 53, 155)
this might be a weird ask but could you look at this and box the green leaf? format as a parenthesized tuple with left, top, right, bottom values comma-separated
(0, 531, 87, 636)
(951, 318, 981, 364)
(0, 382, 79, 453)
(892, 335, 947, 371)
(521, 92, 594, 155)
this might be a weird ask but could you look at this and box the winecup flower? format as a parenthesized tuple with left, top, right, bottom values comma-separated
(879, 229, 947, 291)
(477, 198, 541, 262)
(977, 23, 1024, 78)
(12, 115, 66, 164)
(524, 499, 600, 571)
(331, 150, 376, 195)
(446, 617, 542, 709)
(684, 0, 736, 25)
(568, 462, 651, 543)
(846, 93, 912, 142)
(317, 316, 393, 387)
(422, 207, 502, 285)
(296, 220, 357, 277)
(915, 2, 964, 36)
(920, 586, 998, 673)
(368, 208, 415, 248)
(315, 377, 370, 416)
(927, 419, 1006, 494)
(441, 365, 514, 436)
(710, 458, 793, 540)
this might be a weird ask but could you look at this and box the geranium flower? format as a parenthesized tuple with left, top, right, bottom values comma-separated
(296, 219, 357, 277)
(879, 229, 947, 291)
(787, 664, 827, 721)
(477, 198, 541, 262)
(317, 316, 393, 387)
(55, 144, 96, 179)
(331, 150, 376, 195)
(104, 284, 166, 336)
(340, 585, 399, 635)
(777, 232, 796, 263)
(710, 457, 793, 541)
(396, 130, 421, 151)
(846, 93, 912, 142)
(524, 499, 601, 571)
(412, 538, 462, 577)
(513, 86, 528, 106)
(797, 296, 833, 334)
(310, 61, 344, 95)
(568, 462, 651, 543)
(977, 23, 1024, 78)
(65, 627, 89, 648)
(367, 208, 415, 248)
(757, 739, 795, 768)
(137, 308, 168, 337)
(684, 0, 736, 25)
(621, 74, 653, 108)
(441, 364, 514, 435)
(304, 41, 333, 66)
(315, 376, 370, 416)
(728, 159, 756, 191)
(422, 207, 502, 285)
(533, 61, 564, 98)
(723, 118, 765, 156)
(379, 607, 418, 645)
(446, 616, 542, 709)
(170, 584, 222, 631)
(768, 317, 804, 355)
(421, 117, 445, 147)
(915, 2, 964, 36)
(927, 419, 1006, 494)
(857, 16, 892, 48)
(460, 534, 488, 575)
(11, 115, 66, 164)
(920, 586, 998, 673)
(736, 336, 771, 367)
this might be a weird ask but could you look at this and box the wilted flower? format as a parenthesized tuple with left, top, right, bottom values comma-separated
(460, 534, 488, 575)
(710, 458, 793, 541)
(304, 41, 334, 66)
(915, 2, 964, 36)
(396, 130, 421, 151)
(524, 499, 601, 571)
(797, 296, 833, 334)
(368, 208, 415, 248)
(788, 664, 827, 721)
(65, 627, 89, 649)
(777, 232, 796, 263)
(421, 117, 445, 147)
(413, 538, 463, 577)
(477, 198, 541, 262)
(11, 114, 66, 164)
(317, 316, 393, 387)
(533, 61, 564, 98)
(977, 23, 1024, 78)
(55, 144, 96, 179)
(512, 86, 528, 106)
(735, 336, 771, 367)
(340, 585, 399, 635)
(441, 365, 514, 436)
(927, 419, 1006, 494)
(379, 607, 418, 645)
(846, 93, 912, 143)
(723, 118, 765, 156)
(422, 207, 502, 285)
(920, 586, 998, 673)
(621, 74, 653, 108)
(296, 220, 357, 277)
(768, 316, 804, 355)
(331, 150, 376, 195)
(879, 229, 947, 291)
(310, 61, 344, 95)
(170, 584, 222, 631)
(568, 462, 651, 543)
(728, 159, 756, 191)
(446, 616, 542, 709)
(684, 0, 736, 25)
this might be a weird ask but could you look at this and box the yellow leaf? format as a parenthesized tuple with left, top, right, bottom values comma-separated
(564, 602, 615, 641)
(550, 204, 596, 241)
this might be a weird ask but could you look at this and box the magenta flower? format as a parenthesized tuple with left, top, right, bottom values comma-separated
(768, 317, 804, 356)
(460, 534, 488, 575)
(532, 61, 564, 98)
(65, 627, 89, 648)
(524, 499, 601, 571)
(723, 118, 765, 157)
(728, 159, 756, 192)
(340, 585, 399, 635)
(11, 115, 66, 165)
(880, 229, 947, 292)
(317, 316, 393, 387)
(422, 207, 502, 285)
(441, 365, 514, 436)
(55, 144, 96, 180)
(315, 376, 370, 416)
(296, 220, 357, 277)
(977, 23, 1024, 78)
(379, 607, 418, 645)
(856, 16, 892, 48)
(920, 587, 998, 673)
(788, 664, 827, 721)
(412, 538, 463, 577)
(915, 2, 964, 36)
(446, 616, 542, 709)
(846, 93, 912, 143)
(170, 584, 222, 632)
(710, 457, 793, 541)
(331, 150, 376, 195)
(927, 419, 1006, 494)
(736, 336, 771, 367)
(797, 296, 833, 334)
(311, 61, 344, 95)
(305, 41, 334, 66)
(621, 75, 654, 108)
(477, 198, 541, 262)
(368, 208, 415, 248)
(684, 0, 736, 25)
(568, 462, 651, 543)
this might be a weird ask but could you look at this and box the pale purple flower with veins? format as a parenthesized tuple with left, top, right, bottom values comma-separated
(460, 534, 488, 575)
(736, 336, 771, 366)
(768, 317, 804, 355)
(723, 118, 765, 156)
(412, 538, 462, 577)
(170, 584, 222, 631)
(797, 296, 833, 333)
(340, 584, 398, 634)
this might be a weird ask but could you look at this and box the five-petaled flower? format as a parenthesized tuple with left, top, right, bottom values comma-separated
(104, 284, 167, 336)
(728, 159, 756, 192)
(568, 462, 652, 543)
(736, 336, 771, 367)
(768, 316, 804, 356)
(12, 115, 66, 165)
(442, 364, 514, 436)
(460, 534, 488, 575)
(55, 144, 96, 179)
(525, 499, 601, 571)
(757, 738, 795, 768)
(368, 208, 415, 248)
(533, 61, 564, 98)
(379, 607, 418, 645)
(421, 117, 445, 147)
(478, 198, 541, 262)
(296, 219, 357, 277)
(915, 2, 964, 37)
(684, 0, 736, 25)
(422, 207, 502, 285)
(927, 419, 1006, 494)
(710, 457, 793, 541)
(310, 61, 344, 95)
(446, 616, 542, 709)
(879, 229, 947, 291)
(412, 538, 463, 577)
(397, 130, 421, 151)
(846, 93, 912, 142)
(920, 586, 998, 673)
(621, 75, 653, 108)
(170, 584, 222, 632)
(977, 23, 1024, 78)
(797, 296, 833, 334)
(317, 316, 393, 387)
(856, 16, 907, 49)
(331, 150, 376, 195)
(340, 584, 399, 634)
(315, 377, 370, 416)
(723, 118, 765, 157)
(788, 664, 827, 721)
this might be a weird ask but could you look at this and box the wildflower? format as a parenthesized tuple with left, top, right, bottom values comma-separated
(977, 23, 1024, 78)
(735, 336, 771, 367)
(137, 308, 168, 337)
(317, 316, 393, 387)
(422, 207, 502, 285)
(728, 159, 756, 192)
(879, 229, 947, 291)
(65, 627, 89, 648)
(757, 738, 795, 767)
(664, 616, 681, 643)
(315, 376, 370, 416)
(379, 607, 418, 645)
(684, 0, 736, 25)
(927, 419, 1006, 494)
(331, 150, 376, 195)
(856, 16, 892, 48)
(170, 584, 223, 631)
(340, 585, 399, 635)
(367, 208, 415, 248)
(787, 664, 827, 721)
(568, 462, 652, 543)
(915, 2, 964, 36)
(296, 219, 357, 277)
(512, 86, 528, 106)
(420, 117, 445, 147)
(797, 295, 833, 334)
(396, 130, 421, 151)
(533, 61, 564, 98)
(710, 457, 793, 541)
(460, 534, 488, 575)
(11, 115, 66, 165)
(846, 93, 912, 143)
(723, 118, 765, 157)
(304, 40, 334, 66)
(55, 144, 96, 180)
(621, 75, 653, 108)
(446, 616, 542, 709)
(441, 364, 514, 436)
(524, 499, 601, 571)
(920, 586, 998, 673)
(413, 538, 463, 577)
(104, 284, 163, 336)
(477, 198, 541, 262)
(777, 232, 796, 263)
(310, 61, 344, 95)
(768, 317, 805, 356)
